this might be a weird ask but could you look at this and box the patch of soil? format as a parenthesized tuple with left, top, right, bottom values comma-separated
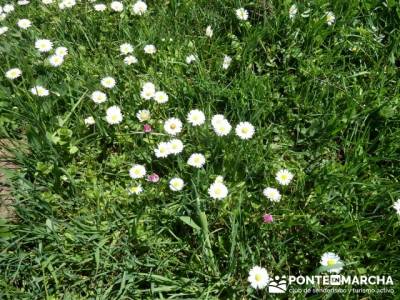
(0, 139, 19, 221)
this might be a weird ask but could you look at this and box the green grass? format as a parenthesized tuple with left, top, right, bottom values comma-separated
(1, 0, 400, 299)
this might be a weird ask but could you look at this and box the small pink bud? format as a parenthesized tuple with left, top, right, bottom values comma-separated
(147, 173, 160, 183)
(143, 124, 152, 133)
(263, 214, 273, 223)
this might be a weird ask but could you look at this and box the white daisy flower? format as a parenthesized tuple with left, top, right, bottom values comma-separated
(205, 25, 213, 38)
(222, 55, 232, 69)
(208, 182, 228, 200)
(3, 4, 14, 13)
(124, 55, 138, 65)
(164, 118, 183, 135)
(140, 90, 154, 100)
(289, 4, 298, 19)
(18, 0, 30, 5)
(0, 27, 8, 35)
(236, 8, 248, 21)
(263, 187, 281, 202)
(187, 153, 205, 168)
(320, 252, 343, 273)
(393, 199, 400, 215)
(132, 0, 147, 15)
(105, 105, 123, 125)
(84, 116, 95, 126)
(276, 169, 294, 186)
(42, 0, 53, 4)
(0, 14, 6, 22)
(94, 3, 106, 11)
(213, 176, 223, 183)
(48, 54, 64, 67)
(30, 85, 49, 97)
(59, 0, 76, 9)
(140, 81, 156, 100)
(235, 122, 255, 140)
(144, 44, 156, 54)
(185, 54, 197, 64)
(5, 68, 22, 80)
(169, 178, 184, 191)
(90, 91, 107, 104)
(211, 114, 226, 127)
(129, 164, 146, 179)
(213, 119, 232, 136)
(64, 0, 76, 7)
(154, 91, 169, 104)
(101, 76, 116, 89)
(35, 39, 53, 53)
(128, 185, 143, 195)
(187, 109, 205, 126)
(110, 1, 123, 12)
(17, 19, 31, 29)
(248, 266, 270, 290)
(55, 47, 68, 57)
(326, 11, 335, 26)
(120, 43, 133, 55)
(211, 115, 231, 135)
(140, 90, 155, 100)
(136, 109, 151, 122)
(154, 142, 171, 158)
(142, 82, 155, 91)
(169, 139, 184, 154)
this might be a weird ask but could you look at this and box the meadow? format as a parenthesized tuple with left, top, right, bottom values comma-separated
(0, 0, 399, 299)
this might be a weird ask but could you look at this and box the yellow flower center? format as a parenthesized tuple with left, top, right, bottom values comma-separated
(130, 186, 139, 193)
(255, 274, 262, 282)
(170, 124, 176, 129)
(242, 127, 249, 134)
(327, 259, 336, 266)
